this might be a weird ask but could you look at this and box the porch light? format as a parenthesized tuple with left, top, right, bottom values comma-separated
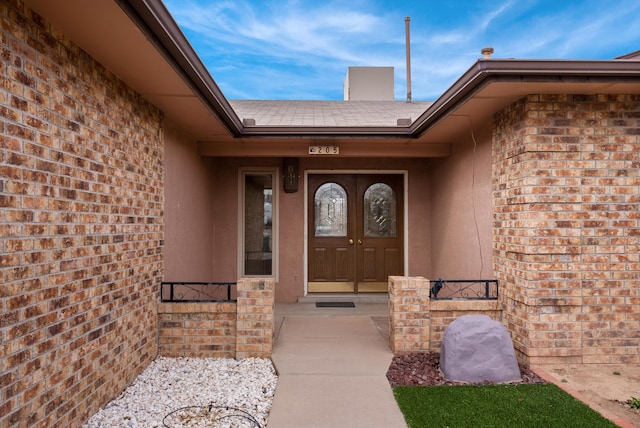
(283, 157, 299, 193)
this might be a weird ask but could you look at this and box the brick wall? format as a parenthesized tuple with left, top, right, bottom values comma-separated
(389, 277, 501, 354)
(158, 303, 236, 358)
(389, 276, 431, 353)
(1, 2, 164, 427)
(236, 277, 275, 359)
(429, 300, 502, 351)
(158, 278, 275, 359)
(493, 94, 640, 365)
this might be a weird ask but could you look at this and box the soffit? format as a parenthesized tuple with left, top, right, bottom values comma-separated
(23, 0, 236, 140)
(22, 1, 640, 151)
(415, 79, 640, 144)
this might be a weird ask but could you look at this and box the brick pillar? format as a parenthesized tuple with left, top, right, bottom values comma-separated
(388, 276, 431, 354)
(236, 277, 275, 358)
(493, 94, 640, 365)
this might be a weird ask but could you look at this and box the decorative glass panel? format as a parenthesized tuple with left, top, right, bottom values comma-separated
(364, 183, 396, 237)
(244, 174, 272, 275)
(315, 183, 347, 237)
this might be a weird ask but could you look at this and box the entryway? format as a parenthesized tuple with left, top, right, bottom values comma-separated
(268, 305, 407, 428)
(307, 174, 404, 293)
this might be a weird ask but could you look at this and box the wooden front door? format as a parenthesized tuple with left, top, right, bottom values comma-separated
(308, 174, 403, 293)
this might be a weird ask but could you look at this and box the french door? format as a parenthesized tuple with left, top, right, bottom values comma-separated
(308, 174, 403, 293)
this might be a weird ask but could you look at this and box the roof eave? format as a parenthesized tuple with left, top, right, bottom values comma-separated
(411, 59, 640, 137)
(117, 0, 244, 136)
(116, 2, 640, 140)
(239, 126, 415, 138)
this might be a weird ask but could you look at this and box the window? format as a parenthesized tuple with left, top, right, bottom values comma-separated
(314, 182, 347, 237)
(242, 171, 277, 276)
(363, 183, 396, 237)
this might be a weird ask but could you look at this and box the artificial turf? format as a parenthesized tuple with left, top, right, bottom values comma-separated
(393, 383, 617, 428)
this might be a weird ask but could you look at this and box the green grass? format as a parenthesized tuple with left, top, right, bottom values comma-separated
(394, 383, 617, 428)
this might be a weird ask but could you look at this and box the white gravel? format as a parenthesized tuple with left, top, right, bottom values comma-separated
(83, 357, 278, 428)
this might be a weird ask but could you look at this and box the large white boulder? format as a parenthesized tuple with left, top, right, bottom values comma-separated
(440, 314, 522, 383)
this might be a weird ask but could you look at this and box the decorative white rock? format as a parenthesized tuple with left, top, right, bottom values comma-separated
(83, 357, 277, 428)
(440, 314, 522, 384)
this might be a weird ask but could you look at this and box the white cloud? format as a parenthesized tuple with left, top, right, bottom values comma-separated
(476, 0, 515, 33)
(164, 0, 640, 100)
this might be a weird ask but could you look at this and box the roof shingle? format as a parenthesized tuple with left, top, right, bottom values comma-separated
(229, 100, 432, 127)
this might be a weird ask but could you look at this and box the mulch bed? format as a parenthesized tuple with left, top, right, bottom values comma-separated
(386, 352, 546, 387)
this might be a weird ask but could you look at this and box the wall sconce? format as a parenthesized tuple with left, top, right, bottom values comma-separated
(283, 157, 299, 193)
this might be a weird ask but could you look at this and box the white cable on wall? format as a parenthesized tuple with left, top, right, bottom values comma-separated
(467, 116, 485, 279)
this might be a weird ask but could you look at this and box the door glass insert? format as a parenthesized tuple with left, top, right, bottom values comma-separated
(364, 183, 396, 237)
(244, 173, 273, 275)
(314, 182, 347, 237)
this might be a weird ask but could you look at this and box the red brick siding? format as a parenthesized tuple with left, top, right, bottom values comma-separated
(429, 300, 502, 352)
(157, 278, 275, 359)
(1, 2, 163, 427)
(236, 278, 275, 358)
(388, 277, 502, 354)
(158, 303, 237, 358)
(493, 94, 640, 365)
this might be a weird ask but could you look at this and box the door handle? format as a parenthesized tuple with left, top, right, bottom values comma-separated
(349, 239, 354, 245)
(357, 239, 363, 245)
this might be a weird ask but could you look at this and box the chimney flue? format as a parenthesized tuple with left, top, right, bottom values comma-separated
(405, 17, 412, 103)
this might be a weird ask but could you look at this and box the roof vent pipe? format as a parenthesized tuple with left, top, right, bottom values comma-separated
(405, 17, 412, 103)
(481, 46, 494, 59)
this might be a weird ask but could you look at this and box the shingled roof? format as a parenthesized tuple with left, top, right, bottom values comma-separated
(25, 0, 640, 145)
(229, 100, 432, 127)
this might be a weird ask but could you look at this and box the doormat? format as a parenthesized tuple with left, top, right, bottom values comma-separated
(316, 302, 355, 308)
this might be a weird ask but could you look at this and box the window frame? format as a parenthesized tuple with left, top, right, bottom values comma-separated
(238, 168, 279, 280)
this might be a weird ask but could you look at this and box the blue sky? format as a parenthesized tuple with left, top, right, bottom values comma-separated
(163, 0, 640, 101)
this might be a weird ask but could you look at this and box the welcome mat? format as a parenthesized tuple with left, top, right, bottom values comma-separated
(316, 302, 355, 308)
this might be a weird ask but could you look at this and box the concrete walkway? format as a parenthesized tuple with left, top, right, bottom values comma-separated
(267, 303, 407, 428)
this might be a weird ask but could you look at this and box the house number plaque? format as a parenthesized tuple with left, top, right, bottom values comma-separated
(309, 145, 339, 155)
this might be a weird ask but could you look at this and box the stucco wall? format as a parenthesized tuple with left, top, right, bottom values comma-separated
(207, 157, 432, 302)
(164, 122, 215, 281)
(0, 2, 163, 426)
(429, 121, 494, 279)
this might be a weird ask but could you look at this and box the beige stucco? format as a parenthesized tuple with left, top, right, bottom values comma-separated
(163, 141, 493, 303)
(164, 121, 216, 281)
(429, 121, 494, 279)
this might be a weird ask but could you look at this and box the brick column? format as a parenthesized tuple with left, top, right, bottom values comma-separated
(493, 94, 640, 365)
(236, 278, 275, 358)
(388, 276, 431, 354)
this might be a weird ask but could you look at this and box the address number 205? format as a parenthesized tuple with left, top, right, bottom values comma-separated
(308, 145, 339, 155)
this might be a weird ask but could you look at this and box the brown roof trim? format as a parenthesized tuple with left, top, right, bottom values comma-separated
(117, 1, 640, 139)
(410, 59, 640, 137)
(239, 125, 415, 138)
(117, 0, 425, 139)
(616, 50, 640, 59)
(117, 0, 244, 136)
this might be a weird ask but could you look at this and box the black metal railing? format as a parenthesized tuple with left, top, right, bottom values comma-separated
(429, 279, 498, 300)
(160, 282, 237, 302)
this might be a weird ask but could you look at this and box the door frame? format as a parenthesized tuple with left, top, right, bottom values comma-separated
(303, 169, 409, 295)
